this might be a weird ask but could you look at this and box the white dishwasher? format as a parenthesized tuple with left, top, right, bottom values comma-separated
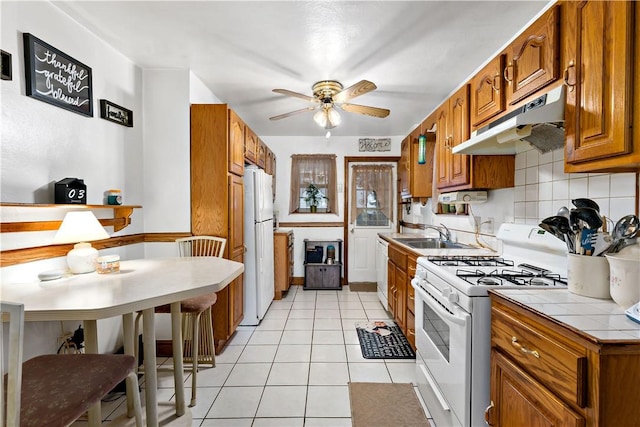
(376, 237, 389, 308)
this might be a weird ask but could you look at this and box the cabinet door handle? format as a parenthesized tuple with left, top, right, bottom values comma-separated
(511, 336, 540, 358)
(491, 73, 501, 92)
(484, 400, 495, 425)
(503, 63, 513, 85)
(563, 60, 576, 92)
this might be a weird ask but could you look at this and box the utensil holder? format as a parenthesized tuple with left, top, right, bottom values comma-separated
(567, 254, 610, 299)
(605, 253, 640, 308)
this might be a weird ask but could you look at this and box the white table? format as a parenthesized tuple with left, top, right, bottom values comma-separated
(0, 257, 244, 427)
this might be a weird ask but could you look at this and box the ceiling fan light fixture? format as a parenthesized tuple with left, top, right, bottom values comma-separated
(327, 107, 341, 127)
(313, 109, 328, 128)
(313, 105, 340, 129)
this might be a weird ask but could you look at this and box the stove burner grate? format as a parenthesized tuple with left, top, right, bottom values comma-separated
(455, 267, 567, 287)
(427, 255, 514, 267)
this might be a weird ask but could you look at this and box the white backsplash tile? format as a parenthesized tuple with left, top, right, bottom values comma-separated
(538, 182, 553, 201)
(569, 177, 588, 199)
(538, 162, 553, 183)
(526, 150, 539, 167)
(525, 166, 539, 184)
(588, 175, 610, 198)
(552, 179, 569, 201)
(514, 169, 526, 186)
(610, 173, 636, 197)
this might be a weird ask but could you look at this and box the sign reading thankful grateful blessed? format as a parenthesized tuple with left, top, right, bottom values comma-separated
(23, 33, 93, 117)
(358, 138, 391, 152)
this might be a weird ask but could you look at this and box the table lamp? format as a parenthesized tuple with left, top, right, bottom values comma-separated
(53, 211, 110, 274)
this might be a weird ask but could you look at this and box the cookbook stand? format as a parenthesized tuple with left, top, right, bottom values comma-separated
(303, 239, 342, 290)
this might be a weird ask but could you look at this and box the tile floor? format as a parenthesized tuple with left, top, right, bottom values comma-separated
(78, 286, 435, 426)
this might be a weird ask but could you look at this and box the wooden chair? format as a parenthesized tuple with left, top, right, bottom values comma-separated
(135, 235, 226, 407)
(1, 301, 143, 427)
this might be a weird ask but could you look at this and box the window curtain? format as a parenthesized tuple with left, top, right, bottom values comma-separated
(350, 164, 393, 223)
(289, 154, 338, 214)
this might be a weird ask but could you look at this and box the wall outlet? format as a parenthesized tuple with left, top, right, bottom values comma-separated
(481, 217, 494, 234)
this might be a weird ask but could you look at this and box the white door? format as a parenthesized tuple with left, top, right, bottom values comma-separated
(347, 162, 396, 283)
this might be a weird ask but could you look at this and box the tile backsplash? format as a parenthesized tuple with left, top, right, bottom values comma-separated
(514, 147, 638, 227)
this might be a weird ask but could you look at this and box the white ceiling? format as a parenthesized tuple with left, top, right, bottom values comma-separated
(53, 1, 551, 137)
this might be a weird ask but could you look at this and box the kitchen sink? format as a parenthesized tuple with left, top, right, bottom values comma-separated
(394, 238, 470, 249)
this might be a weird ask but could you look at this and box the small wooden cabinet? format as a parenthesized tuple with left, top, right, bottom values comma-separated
(435, 85, 471, 189)
(303, 239, 342, 290)
(503, 5, 560, 106)
(399, 126, 435, 200)
(244, 126, 258, 165)
(431, 84, 514, 192)
(257, 139, 267, 169)
(470, 55, 506, 129)
(563, 0, 638, 172)
(274, 230, 293, 299)
(228, 109, 245, 176)
(488, 292, 640, 426)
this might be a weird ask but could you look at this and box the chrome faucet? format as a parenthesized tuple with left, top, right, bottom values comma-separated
(422, 223, 451, 241)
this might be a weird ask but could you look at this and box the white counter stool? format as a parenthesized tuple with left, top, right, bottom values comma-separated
(135, 236, 226, 407)
(1, 302, 143, 427)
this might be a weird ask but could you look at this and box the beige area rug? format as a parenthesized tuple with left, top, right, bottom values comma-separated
(349, 382, 431, 427)
(348, 282, 378, 292)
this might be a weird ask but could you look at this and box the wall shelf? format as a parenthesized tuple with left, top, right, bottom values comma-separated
(0, 203, 142, 233)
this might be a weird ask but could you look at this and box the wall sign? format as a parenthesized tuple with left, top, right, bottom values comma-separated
(358, 138, 391, 152)
(1, 50, 12, 80)
(100, 99, 133, 127)
(23, 33, 93, 117)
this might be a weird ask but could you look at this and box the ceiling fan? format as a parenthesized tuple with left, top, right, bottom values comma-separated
(269, 80, 390, 129)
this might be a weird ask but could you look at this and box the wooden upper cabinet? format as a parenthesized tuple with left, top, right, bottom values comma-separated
(399, 127, 434, 199)
(564, 0, 636, 171)
(228, 109, 245, 176)
(265, 148, 273, 175)
(399, 135, 410, 197)
(257, 139, 266, 169)
(244, 127, 258, 165)
(436, 85, 470, 189)
(504, 6, 560, 106)
(470, 55, 506, 128)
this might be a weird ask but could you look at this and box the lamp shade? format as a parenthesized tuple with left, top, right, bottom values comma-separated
(53, 211, 109, 274)
(313, 105, 341, 129)
(53, 211, 109, 244)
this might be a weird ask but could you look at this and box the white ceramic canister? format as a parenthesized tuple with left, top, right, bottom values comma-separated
(567, 253, 611, 299)
(605, 246, 640, 308)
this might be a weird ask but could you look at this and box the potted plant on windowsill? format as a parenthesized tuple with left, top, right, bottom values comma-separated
(304, 183, 327, 213)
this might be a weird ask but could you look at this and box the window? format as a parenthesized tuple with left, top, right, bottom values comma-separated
(290, 154, 337, 214)
(350, 164, 393, 226)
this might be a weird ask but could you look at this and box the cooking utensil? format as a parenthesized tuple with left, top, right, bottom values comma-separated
(608, 215, 640, 253)
(589, 232, 613, 256)
(570, 207, 603, 230)
(557, 206, 570, 219)
(540, 215, 575, 253)
(572, 198, 600, 212)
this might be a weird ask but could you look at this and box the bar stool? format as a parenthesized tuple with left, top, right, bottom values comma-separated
(1, 301, 143, 427)
(135, 236, 226, 407)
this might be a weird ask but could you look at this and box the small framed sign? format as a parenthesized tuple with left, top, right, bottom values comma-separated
(1, 50, 12, 80)
(23, 33, 93, 117)
(99, 99, 133, 127)
(358, 138, 391, 152)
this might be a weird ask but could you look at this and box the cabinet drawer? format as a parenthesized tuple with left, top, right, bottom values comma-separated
(491, 306, 587, 407)
(388, 245, 407, 270)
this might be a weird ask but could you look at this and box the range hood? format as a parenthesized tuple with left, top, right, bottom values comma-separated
(453, 85, 566, 155)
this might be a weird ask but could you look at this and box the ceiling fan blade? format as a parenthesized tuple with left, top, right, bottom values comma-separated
(332, 80, 377, 103)
(340, 103, 390, 118)
(272, 89, 318, 103)
(269, 106, 317, 121)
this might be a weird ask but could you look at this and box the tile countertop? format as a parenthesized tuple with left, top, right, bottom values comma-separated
(491, 288, 640, 342)
(378, 232, 496, 257)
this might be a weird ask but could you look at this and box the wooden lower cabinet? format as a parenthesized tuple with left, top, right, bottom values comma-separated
(490, 351, 584, 427)
(274, 230, 293, 300)
(488, 292, 640, 426)
(387, 243, 409, 335)
(213, 252, 244, 353)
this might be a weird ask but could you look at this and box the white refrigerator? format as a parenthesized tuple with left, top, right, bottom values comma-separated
(241, 166, 275, 325)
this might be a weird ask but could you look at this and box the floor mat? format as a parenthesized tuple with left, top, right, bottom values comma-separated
(355, 321, 416, 359)
(349, 382, 430, 427)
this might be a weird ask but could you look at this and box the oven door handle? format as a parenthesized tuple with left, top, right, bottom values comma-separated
(412, 281, 467, 327)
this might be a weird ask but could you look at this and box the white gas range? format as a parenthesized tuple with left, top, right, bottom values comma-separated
(411, 223, 568, 427)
